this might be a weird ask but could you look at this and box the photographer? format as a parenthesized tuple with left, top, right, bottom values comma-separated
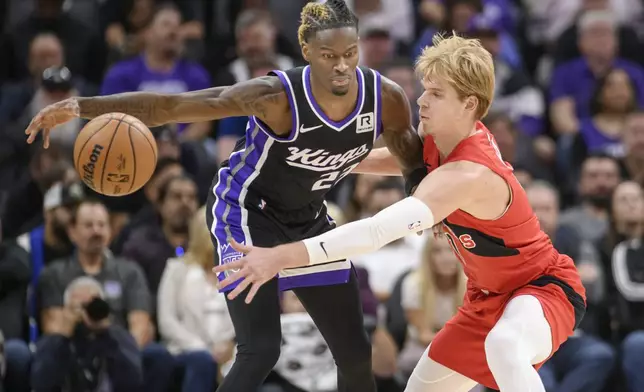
(34, 200, 175, 391)
(31, 276, 142, 391)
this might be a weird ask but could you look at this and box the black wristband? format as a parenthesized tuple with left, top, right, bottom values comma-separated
(404, 167, 428, 195)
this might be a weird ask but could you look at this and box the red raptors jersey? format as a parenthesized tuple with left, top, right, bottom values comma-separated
(423, 122, 584, 297)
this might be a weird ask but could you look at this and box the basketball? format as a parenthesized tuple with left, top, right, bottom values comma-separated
(73, 113, 157, 196)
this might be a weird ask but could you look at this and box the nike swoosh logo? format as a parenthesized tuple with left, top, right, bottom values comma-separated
(319, 242, 328, 257)
(300, 124, 323, 133)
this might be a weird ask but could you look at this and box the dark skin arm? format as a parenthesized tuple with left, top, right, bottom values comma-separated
(25, 76, 291, 147)
(379, 77, 426, 188)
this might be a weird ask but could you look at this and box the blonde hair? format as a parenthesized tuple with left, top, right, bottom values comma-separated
(415, 34, 495, 120)
(184, 206, 215, 270)
(413, 236, 467, 329)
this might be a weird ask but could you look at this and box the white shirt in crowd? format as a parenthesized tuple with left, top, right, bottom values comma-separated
(157, 258, 234, 355)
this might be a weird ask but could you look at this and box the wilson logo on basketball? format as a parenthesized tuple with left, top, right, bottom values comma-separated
(82, 144, 104, 186)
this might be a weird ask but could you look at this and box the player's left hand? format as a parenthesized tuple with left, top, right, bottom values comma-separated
(212, 240, 305, 304)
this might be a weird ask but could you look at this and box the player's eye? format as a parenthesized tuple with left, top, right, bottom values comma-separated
(322, 53, 334, 59)
(344, 51, 355, 58)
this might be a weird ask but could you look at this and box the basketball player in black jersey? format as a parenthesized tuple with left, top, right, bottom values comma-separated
(25, 1, 426, 390)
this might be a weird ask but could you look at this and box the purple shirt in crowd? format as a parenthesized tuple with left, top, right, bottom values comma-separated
(549, 58, 644, 119)
(578, 118, 625, 157)
(101, 55, 211, 132)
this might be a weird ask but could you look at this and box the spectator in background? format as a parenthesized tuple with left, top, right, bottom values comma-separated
(158, 206, 233, 392)
(359, 22, 396, 72)
(606, 181, 644, 392)
(381, 58, 419, 125)
(560, 153, 621, 242)
(101, 0, 205, 62)
(468, 15, 546, 138)
(526, 181, 615, 392)
(483, 112, 553, 183)
(101, 3, 212, 142)
(620, 110, 644, 187)
(263, 291, 338, 392)
(549, 10, 644, 136)
(397, 236, 466, 380)
(122, 175, 198, 298)
(31, 276, 143, 391)
(18, 66, 86, 151)
(343, 174, 386, 222)
(0, 236, 31, 392)
(0, 149, 76, 239)
(575, 68, 636, 160)
(599, 181, 644, 293)
(214, 9, 295, 86)
(0, 0, 105, 85)
(413, 0, 521, 68)
(0, 33, 77, 126)
(111, 157, 184, 255)
(352, 179, 424, 301)
(554, 0, 644, 67)
(35, 200, 175, 391)
(15, 182, 83, 348)
(215, 57, 279, 164)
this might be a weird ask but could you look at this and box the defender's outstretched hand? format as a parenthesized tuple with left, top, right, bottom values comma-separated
(25, 98, 80, 148)
(213, 240, 307, 304)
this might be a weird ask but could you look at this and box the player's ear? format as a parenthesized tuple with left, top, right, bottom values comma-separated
(465, 96, 479, 114)
(301, 43, 310, 62)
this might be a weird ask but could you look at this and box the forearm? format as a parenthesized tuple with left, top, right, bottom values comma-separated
(77, 86, 229, 126)
(300, 197, 435, 266)
(381, 128, 427, 194)
(353, 148, 403, 176)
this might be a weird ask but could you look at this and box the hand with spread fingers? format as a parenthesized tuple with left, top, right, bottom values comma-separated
(25, 98, 80, 148)
(213, 240, 309, 304)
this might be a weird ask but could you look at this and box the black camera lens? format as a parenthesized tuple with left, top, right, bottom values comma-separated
(84, 297, 110, 322)
(41, 66, 72, 92)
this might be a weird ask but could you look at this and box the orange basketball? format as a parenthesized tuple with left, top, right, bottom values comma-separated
(74, 113, 158, 196)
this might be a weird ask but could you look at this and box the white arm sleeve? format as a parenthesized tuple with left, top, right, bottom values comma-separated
(303, 197, 435, 265)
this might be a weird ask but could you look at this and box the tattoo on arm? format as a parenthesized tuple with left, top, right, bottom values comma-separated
(380, 79, 425, 177)
(77, 76, 285, 126)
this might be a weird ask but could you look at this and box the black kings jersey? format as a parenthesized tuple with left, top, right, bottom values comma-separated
(213, 65, 382, 219)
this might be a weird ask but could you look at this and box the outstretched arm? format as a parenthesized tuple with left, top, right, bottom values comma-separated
(213, 161, 492, 302)
(25, 76, 288, 147)
(379, 78, 427, 192)
(76, 76, 286, 125)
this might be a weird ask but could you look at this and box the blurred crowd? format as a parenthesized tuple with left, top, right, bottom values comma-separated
(1, 0, 644, 391)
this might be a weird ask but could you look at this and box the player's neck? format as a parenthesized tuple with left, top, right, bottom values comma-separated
(433, 123, 477, 160)
(144, 50, 176, 72)
(309, 75, 358, 122)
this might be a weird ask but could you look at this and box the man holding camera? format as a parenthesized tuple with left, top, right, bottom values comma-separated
(33, 200, 175, 391)
(31, 276, 142, 391)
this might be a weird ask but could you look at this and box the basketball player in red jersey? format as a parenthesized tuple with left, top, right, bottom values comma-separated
(214, 34, 587, 391)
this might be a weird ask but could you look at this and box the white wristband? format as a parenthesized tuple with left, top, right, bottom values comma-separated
(303, 197, 435, 265)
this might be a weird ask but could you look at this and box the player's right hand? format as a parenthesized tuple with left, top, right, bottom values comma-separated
(25, 98, 80, 148)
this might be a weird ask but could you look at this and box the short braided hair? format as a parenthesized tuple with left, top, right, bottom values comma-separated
(298, 0, 359, 46)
